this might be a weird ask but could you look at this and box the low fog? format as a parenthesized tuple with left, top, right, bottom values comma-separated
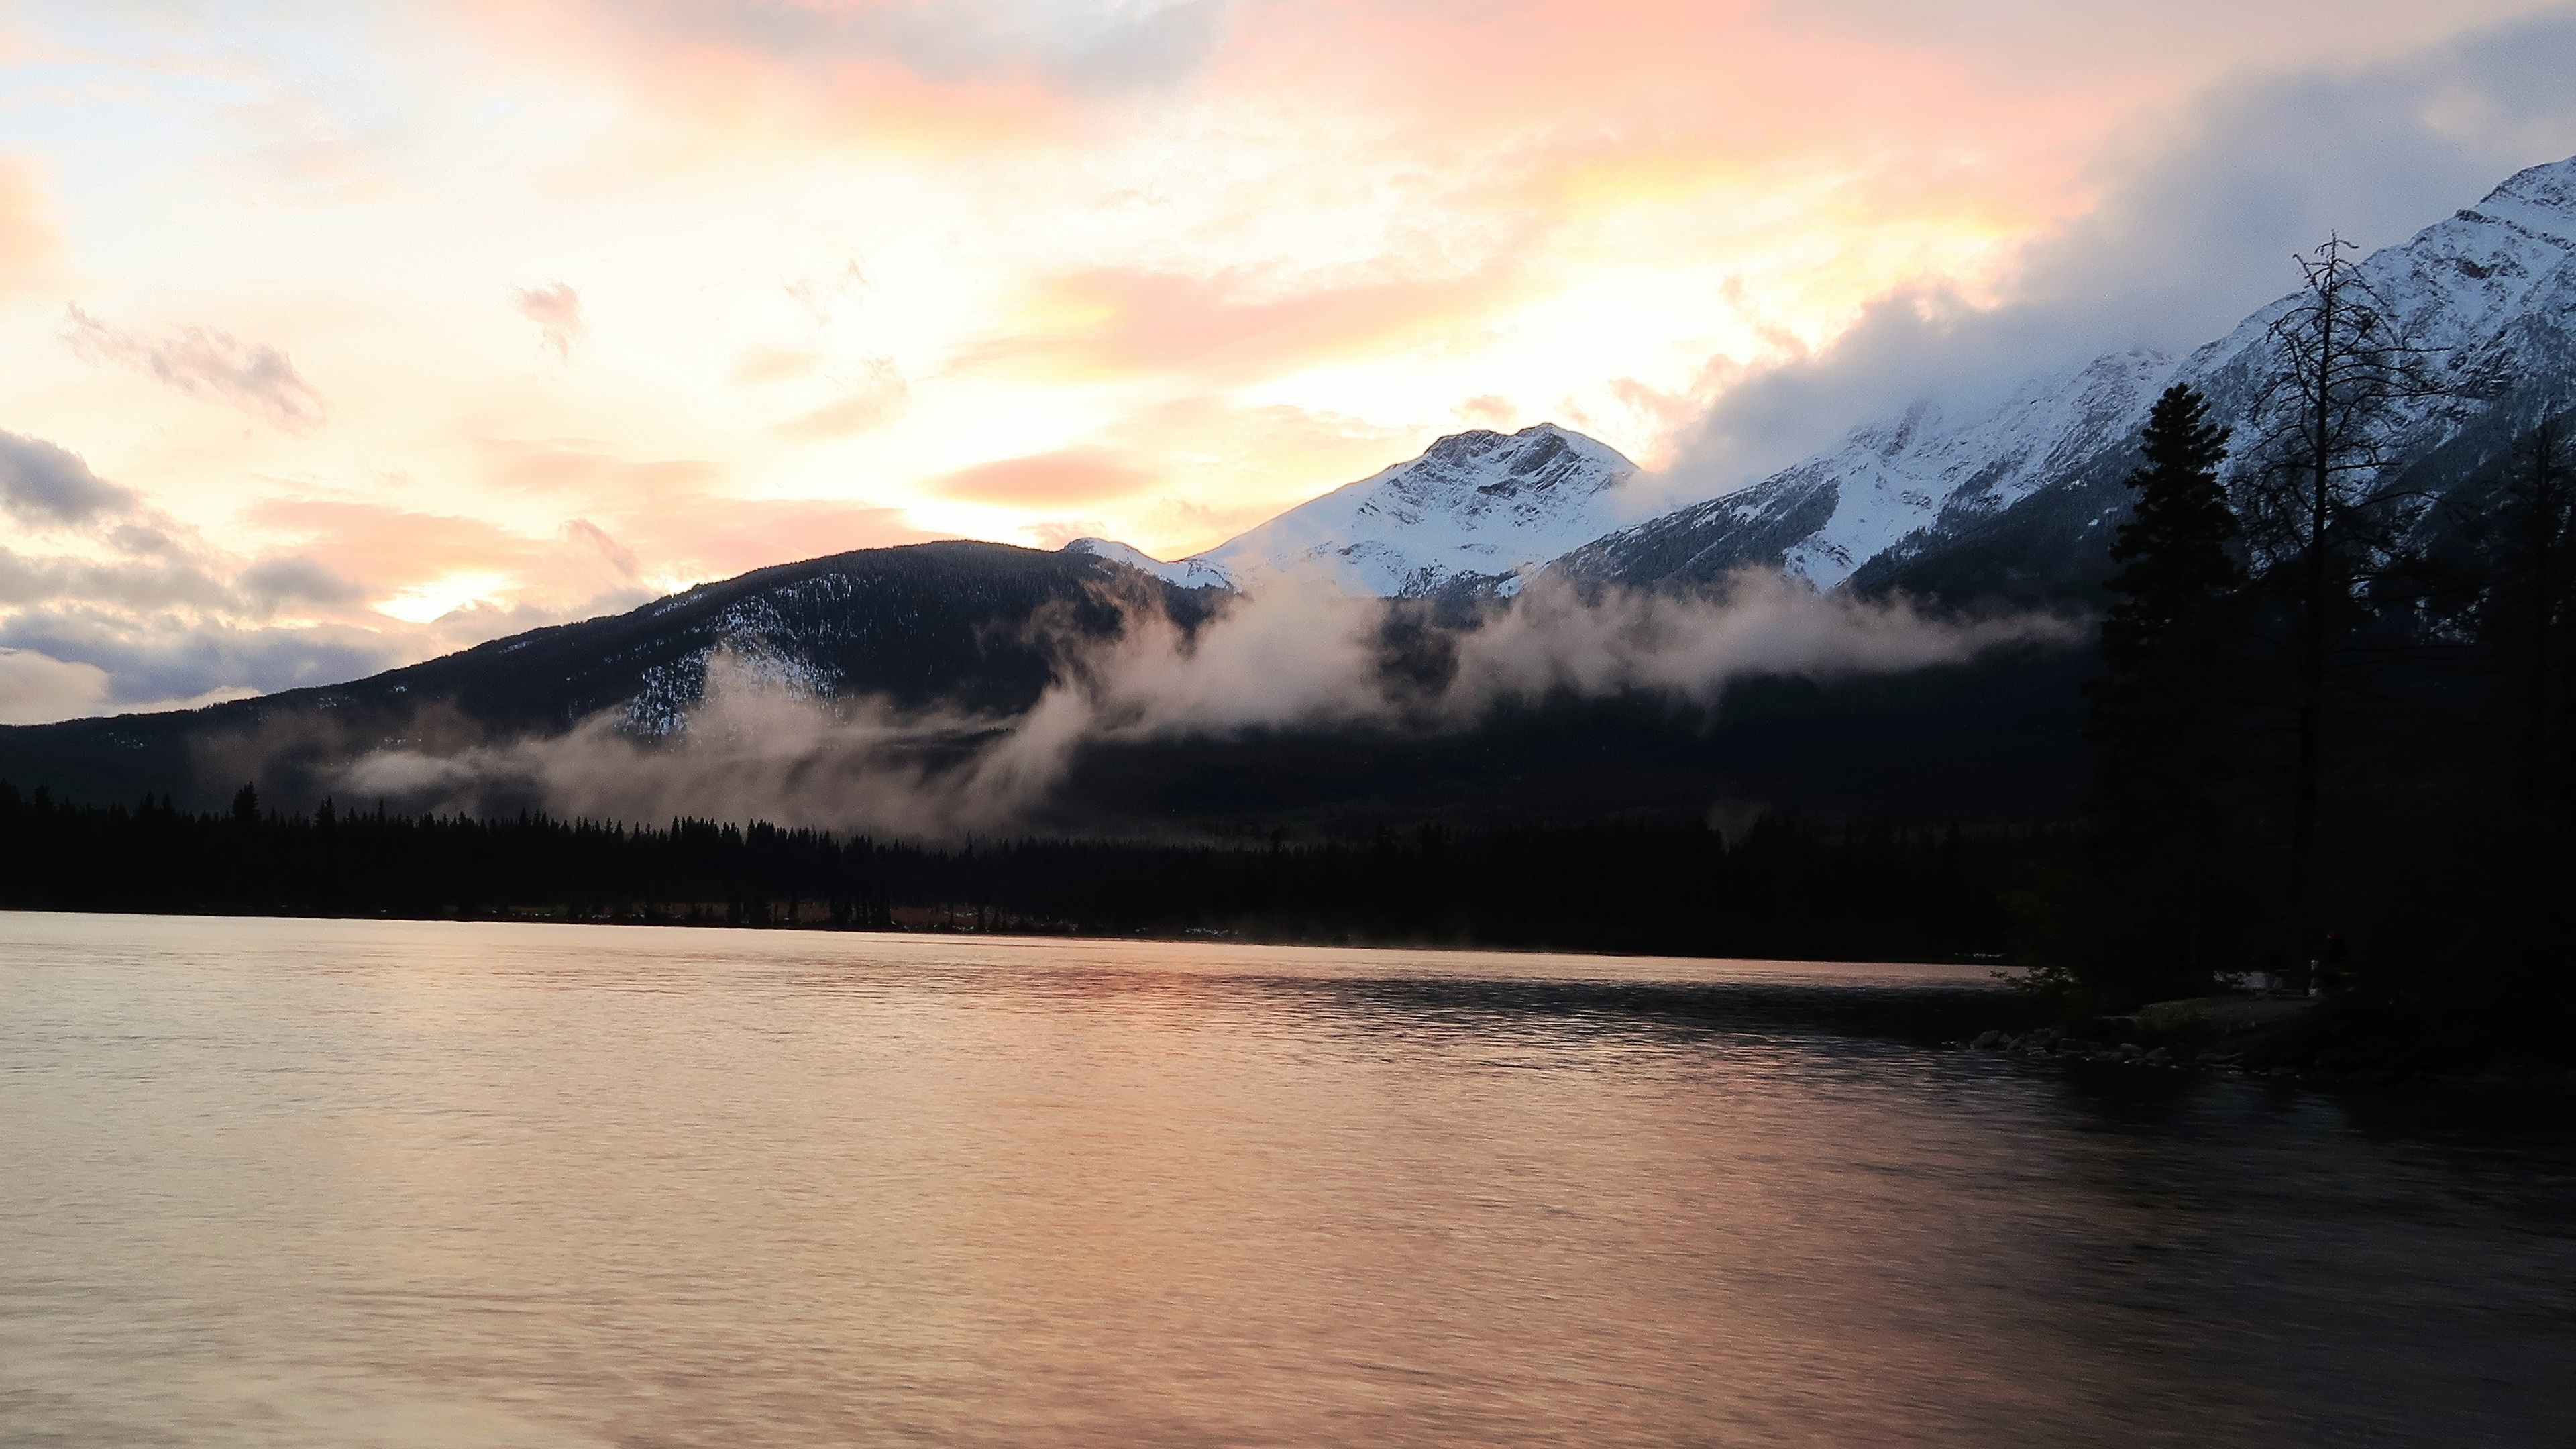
(329, 574, 2077, 837)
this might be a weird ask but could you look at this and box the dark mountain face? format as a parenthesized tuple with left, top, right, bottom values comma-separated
(0, 541, 1218, 810)
(0, 529, 2098, 833)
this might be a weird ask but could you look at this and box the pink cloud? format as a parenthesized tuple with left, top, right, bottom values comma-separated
(512, 282, 586, 360)
(978, 265, 1521, 383)
(615, 497, 941, 578)
(0, 160, 62, 309)
(935, 450, 1157, 506)
(478, 441, 727, 510)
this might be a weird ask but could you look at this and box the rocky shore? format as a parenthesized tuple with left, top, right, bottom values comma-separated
(1960, 994, 2576, 1094)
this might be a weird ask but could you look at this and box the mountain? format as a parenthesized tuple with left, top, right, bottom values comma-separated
(13, 157, 2573, 826)
(0, 541, 1215, 807)
(1554, 348, 2176, 596)
(1562, 154, 2576, 604)
(1071, 423, 1640, 596)
(0, 533, 2092, 828)
(1099, 156, 2576, 607)
(1057, 537, 1234, 591)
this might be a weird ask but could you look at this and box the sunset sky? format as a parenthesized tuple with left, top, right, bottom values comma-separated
(5, 0, 2576, 721)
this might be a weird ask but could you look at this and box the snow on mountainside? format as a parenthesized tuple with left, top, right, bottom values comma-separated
(1059, 537, 1234, 590)
(1068, 423, 1640, 598)
(1556, 347, 2178, 592)
(1560, 154, 2576, 600)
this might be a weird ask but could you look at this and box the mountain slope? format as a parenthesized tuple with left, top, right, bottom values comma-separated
(1556, 348, 2176, 595)
(1565, 154, 2576, 604)
(0, 541, 1214, 806)
(1075, 423, 1641, 597)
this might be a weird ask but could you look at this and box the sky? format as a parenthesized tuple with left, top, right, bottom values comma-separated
(4, 0, 2576, 723)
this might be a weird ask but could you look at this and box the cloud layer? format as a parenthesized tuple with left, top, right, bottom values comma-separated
(333, 574, 2076, 834)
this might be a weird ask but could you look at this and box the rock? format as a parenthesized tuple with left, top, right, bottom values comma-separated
(2145, 1046, 2173, 1064)
(1971, 1030, 2002, 1050)
(2118, 1043, 2145, 1059)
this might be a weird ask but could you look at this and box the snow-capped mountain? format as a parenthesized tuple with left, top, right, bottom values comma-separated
(1082, 155, 2576, 606)
(1554, 348, 2178, 593)
(1070, 423, 1640, 597)
(1562, 154, 2576, 600)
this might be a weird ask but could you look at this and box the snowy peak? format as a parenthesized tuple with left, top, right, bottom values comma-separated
(1564, 152, 2576, 602)
(1077, 155, 2576, 608)
(1193, 423, 1638, 596)
(1062, 423, 1639, 598)
(2464, 156, 2576, 238)
(2190, 154, 2576, 387)
(1558, 347, 2178, 592)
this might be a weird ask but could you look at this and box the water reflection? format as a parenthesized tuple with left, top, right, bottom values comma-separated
(1, 913, 2568, 1448)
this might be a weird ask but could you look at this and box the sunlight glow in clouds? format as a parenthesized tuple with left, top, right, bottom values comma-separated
(1, 0, 2573, 718)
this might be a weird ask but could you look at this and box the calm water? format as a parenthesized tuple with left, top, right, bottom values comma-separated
(3, 914, 2571, 1448)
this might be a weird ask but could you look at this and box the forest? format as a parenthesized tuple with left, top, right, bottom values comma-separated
(0, 782, 2042, 965)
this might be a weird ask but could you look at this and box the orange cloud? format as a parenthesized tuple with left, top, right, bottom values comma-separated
(936, 449, 1157, 507)
(246, 498, 554, 589)
(613, 496, 941, 578)
(729, 345, 820, 385)
(0, 158, 62, 309)
(478, 441, 727, 508)
(979, 264, 1519, 383)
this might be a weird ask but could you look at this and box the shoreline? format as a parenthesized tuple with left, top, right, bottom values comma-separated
(0, 902, 2010, 972)
(1956, 994, 2576, 1096)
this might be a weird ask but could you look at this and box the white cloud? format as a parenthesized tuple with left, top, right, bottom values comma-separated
(1662, 11, 2576, 501)
(0, 646, 109, 725)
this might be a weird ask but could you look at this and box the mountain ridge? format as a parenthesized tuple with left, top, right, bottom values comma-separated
(1071, 421, 1640, 597)
(1085, 152, 2576, 608)
(1566, 152, 2576, 604)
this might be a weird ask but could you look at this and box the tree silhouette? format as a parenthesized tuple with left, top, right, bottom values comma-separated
(2483, 413, 2576, 825)
(2239, 235, 2445, 921)
(2084, 383, 2241, 984)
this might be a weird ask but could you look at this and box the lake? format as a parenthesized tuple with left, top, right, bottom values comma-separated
(3, 912, 2570, 1447)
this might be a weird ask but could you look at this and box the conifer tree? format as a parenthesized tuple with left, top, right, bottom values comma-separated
(2098, 383, 2239, 692)
(2081, 382, 2241, 987)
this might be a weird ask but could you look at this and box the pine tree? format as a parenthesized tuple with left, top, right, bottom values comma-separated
(2080, 382, 2242, 990)
(2099, 383, 2240, 688)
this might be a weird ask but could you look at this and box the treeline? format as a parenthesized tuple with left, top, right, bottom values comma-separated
(2035, 239, 2575, 1031)
(0, 780, 2046, 962)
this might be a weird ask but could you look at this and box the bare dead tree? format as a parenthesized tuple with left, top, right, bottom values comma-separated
(2238, 235, 2448, 920)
